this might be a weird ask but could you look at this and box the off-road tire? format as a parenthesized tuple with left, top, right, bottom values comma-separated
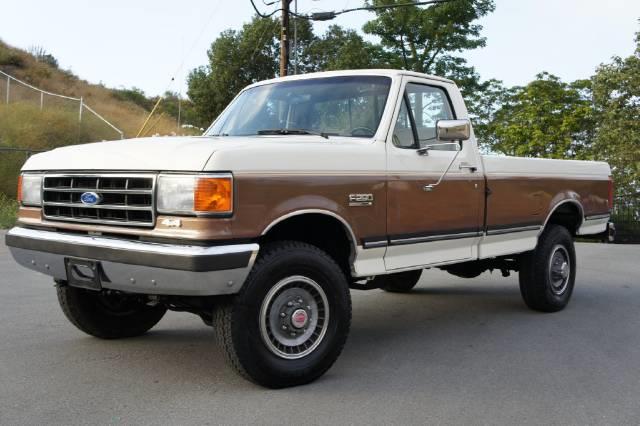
(519, 224, 577, 312)
(374, 269, 423, 293)
(212, 241, 352, 388)
(56, 284, 167, 339)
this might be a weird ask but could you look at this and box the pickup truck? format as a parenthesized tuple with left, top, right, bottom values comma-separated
(6, 70, 614, 388)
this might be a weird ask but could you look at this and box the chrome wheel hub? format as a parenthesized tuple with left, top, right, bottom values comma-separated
(549, 245, 571, 296)
(291, 309, 309, 329)
(259, 276, 329, 360)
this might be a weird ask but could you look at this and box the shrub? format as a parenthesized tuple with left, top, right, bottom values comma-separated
(112, 87, 153, 110)
(0, 47, 25, 67)
(0, 193, 18, 229)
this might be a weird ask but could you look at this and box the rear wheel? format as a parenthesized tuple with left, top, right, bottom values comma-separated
(213, 241, 351, 388)
(373, 269, 423, 293)
(519, 225, 576, 312)
(56, 284, 167, 339)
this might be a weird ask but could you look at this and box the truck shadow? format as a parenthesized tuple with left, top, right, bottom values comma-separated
(82, 280, 531, 390)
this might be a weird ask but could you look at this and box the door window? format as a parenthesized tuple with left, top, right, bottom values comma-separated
(392, 98, 416, 148)
(392, 83, 455, 150)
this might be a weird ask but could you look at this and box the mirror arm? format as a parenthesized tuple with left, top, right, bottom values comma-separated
(423, 146, 462, 192)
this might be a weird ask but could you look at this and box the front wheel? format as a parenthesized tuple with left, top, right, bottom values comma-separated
(519, 225, 577, 312)
(56, 285, 167, 339)
(213, 241, 352, 388)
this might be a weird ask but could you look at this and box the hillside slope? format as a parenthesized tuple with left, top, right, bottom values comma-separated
(0, 39, 199, 198)
(0, 39, 188, 138)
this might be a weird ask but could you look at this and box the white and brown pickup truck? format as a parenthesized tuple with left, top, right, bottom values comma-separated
(6, 70, 614, 388)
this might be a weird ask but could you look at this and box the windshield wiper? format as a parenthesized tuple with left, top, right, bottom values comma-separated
(257, 128, 329, 139)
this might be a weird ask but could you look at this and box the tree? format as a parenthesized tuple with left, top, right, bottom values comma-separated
(28, 45, 59, 68)
(307, 25, 389, 71)
(187, 17, 387, 125)
(591, 30, 640, 195)
(157, 92, 199, 129)
(363, 0, 493, 71)
(466, 78, 511, 151)
(187, 17, 280, 125)
(362, 0, 495, 131)
(484, 73, 596, 159)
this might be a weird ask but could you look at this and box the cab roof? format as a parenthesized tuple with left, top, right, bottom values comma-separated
(244, 69, 455, 89)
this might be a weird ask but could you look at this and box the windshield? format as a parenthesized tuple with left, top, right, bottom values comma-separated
(206, 76, 392, 138)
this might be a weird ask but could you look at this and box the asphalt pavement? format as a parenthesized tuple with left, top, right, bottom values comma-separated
(1, 231, 639, 425)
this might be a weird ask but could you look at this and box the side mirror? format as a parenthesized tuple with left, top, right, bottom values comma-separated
(436, 119, 471, 142)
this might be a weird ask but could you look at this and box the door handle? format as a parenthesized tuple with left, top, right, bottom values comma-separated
(459, 162, 477, 172)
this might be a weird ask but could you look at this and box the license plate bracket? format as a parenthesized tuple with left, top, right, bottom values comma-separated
(65, 258, 102, 291)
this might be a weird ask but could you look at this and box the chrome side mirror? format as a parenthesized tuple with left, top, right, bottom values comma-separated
(436, 119, 471, 142)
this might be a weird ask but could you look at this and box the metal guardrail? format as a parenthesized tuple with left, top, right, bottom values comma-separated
(0, 70, 124, 139)
(612, 194, 640, 243)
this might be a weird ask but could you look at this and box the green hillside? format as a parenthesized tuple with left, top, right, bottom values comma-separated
(0, 39, 199, 199)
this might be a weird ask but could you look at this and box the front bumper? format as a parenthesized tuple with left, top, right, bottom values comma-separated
(5, 227, 259, 296)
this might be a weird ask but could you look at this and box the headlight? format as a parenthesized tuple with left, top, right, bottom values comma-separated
(157, 173, 233, 216)
(18, 173, 43, 206)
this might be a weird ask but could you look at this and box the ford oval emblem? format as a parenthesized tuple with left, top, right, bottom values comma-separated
(80, 192, 102, 206)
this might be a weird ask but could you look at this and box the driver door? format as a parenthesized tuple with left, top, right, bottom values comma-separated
(384, 78, 484, 271)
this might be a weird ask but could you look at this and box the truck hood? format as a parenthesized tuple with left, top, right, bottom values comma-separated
(22, 135, 384, 174)
(22, 137, 223, 171)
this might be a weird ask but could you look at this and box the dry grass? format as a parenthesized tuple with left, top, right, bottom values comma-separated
(0, 40, 202, 200)
(0, 40, 193, 137)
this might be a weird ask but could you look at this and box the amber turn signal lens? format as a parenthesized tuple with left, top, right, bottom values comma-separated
(194, 177, 232, 213)
(16, 175, 23, 203)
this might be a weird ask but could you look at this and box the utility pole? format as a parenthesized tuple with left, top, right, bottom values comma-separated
(279, 0, 290, 76)
(293, 0, 298, 74)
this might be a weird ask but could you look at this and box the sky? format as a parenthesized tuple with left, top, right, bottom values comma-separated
(1, 0, 639, 97)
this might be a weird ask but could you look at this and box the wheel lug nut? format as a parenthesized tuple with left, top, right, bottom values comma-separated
(280, 312, 286, 318)
(306, 306, 311, 310)
(281, 325, 287, 330)
(287, 302, 293, 307)
(297, 298, 303, 303)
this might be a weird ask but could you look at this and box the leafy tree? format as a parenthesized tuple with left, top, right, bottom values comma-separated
(112, 87, 153, 110)
(157, 91, 199, 129)
(485, 72, 596, 159)
(307, 25, 389, 71)
(188, 17, 387, 125)
(363, 0, 494, 71)
(362, 0, 495, 131)
(187, 17, 281, 125)
(466, 78, 511, 151)
(591, 30, 640, 195)
(28, 45, 59, 68)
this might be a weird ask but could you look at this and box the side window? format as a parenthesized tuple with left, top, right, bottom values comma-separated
(406, 83, 455, 150)
(392, 98, 416, 149)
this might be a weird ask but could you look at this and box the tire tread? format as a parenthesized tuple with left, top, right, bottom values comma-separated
(212, 240, 351, 388)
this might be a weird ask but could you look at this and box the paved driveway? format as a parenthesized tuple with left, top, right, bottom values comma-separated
(1, 233, 639, 425)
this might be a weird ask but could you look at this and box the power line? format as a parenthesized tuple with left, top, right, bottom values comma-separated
(250, 0, 282, 17)
(304, 0, 452, 21)
(249, 0, 452, 77)
(253, 0, 451, 21)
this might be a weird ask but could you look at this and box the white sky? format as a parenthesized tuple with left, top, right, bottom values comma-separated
(1, 0, 639, 96)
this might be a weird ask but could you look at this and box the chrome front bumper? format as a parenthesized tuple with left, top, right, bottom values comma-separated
(5, 227, 259, 296)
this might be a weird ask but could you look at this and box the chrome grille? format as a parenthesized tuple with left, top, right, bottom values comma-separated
(42, 174, 156, 227)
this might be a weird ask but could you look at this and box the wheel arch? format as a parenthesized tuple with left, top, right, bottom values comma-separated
(541, 199, 585, 236)
(260, 209, 358, 275)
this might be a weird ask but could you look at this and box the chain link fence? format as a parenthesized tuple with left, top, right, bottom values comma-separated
(0, 70, 124, 140)
(0, 70, 127, 199)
